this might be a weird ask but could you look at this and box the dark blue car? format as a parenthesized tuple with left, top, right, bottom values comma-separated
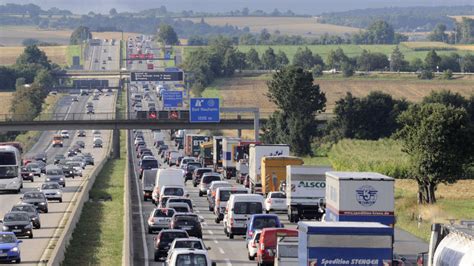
(0, 232, 22, 263)
(245, 214, 283, 243)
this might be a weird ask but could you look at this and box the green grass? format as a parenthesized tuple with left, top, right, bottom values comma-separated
(302, 156, 332, 166)
(63, 130, 126, 265)
(201, 78, 229, 100)
(66, 45, 82, 67)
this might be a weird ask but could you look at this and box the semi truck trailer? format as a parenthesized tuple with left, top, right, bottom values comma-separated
(248, 144, 289, 194)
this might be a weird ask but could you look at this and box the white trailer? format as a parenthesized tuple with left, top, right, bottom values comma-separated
(286, 165, 331, 223)
(248, 144, 289, 193)
(222, 138, 240, 179)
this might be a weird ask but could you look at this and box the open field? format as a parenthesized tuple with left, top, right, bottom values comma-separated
(203, 73, 474, 113)
(450, 15, 474, 22)
(185, 16, 360, 37)
(0, 45, 69, 65)
(0, 26, 137, 46)
(0, 92, 14, 114)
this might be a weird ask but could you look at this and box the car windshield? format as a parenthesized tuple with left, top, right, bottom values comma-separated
(161, 232, 188, 241)
(0, 233, 17, 243)
(271, 192, 286, 199)
(175, 241, 203, 249)
(173, 206, 189, 213)
(219, 190, 247, 201)
(176, 254, 207, 266)
(12, 205, 35, 213)
(47, 169, 63, 175)
(234, 202, 262, 215)
(187, 163, 201, 170)
(23, 193, 45, 200)
(0, 166, 18, 178)
(197, 169, 212, 175)
(142, 160, 158, 169)
(42, 183, 60, 189)
(202, 175, 220, 184)
(253, 217, 279, 229)
(154, 209, 175, 217)
(4, 212, 29, 222)
(27, 163, 39, 168)
(164, 187, 184, 196)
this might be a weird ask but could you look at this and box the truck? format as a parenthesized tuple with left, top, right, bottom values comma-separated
(221, 138, 241, 179)
(286, 165, 331, 223)
(212, 136, 223, 171)
(199, 141, 213, 167)
(184, 134, 210, 157)
(249, 144, 290, 194)
(298, 221, 394, 266)
(274, 236, 298, 266)
(52, 135, 64, 147)
(417, 221, 474, 266)
(234, 141, 260, 184)
(325, 171, 395, 228)
(261, 156, 303, 195)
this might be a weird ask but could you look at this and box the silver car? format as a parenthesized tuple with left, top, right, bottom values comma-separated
(147, 208, 176, 234)
(44, 167, 66, 187)
(39, 182, 63, 202)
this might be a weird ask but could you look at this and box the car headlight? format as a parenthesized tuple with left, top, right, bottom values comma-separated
(2, 225, 9, 230)
(46, 178, 51, 181)
(39, 202, 46, 205)
(29, 173, 34, 176)
(56, 191, 61, 195)
(60, 178, 64, 181)
(31, 217, 37, 220)
(10, 247, 19, 252)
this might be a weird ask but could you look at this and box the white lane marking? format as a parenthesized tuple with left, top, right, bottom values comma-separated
(203, 222, 208, 226)
(225, 259, 232, 266)
(207, 230, 214, 235)
(131, 145, 150, 266)
(195, 210, 200, 213)
(213, 239, 218, 244)
(218, 247, 225, 254)
(44, 97, 75, 153)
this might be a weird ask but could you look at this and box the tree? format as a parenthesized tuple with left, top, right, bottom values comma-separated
(109, 8, 118, 16)
(261, 47, 277, 70)
(461, 54, 474, 72)
(69, 26, 92, 45)
(357, 50, 389, 71)
(16, 45, 51, 70)
(259, 29, 271, 42)
(396, 103, 474, 204)
(158, 24, 179, 45)
(439, 53, 461, 72)
(275, 50, 289, 68)
(367, 20, 395, 44)
(424, 49, 441, 71)
(264, 66, 326, 155)
(422, 90, 469, 109)
(245, 48, 261, 69)
(410, 58, 424, 72)
(241, 7, 249, 16)
(428, 23, 448, 42)
(293, 47, 318, 69)
(390, 46, 407, 71)
(341, 61, 354, 77)
(327, 48, 348, 71)
(22, 38, 39, 46)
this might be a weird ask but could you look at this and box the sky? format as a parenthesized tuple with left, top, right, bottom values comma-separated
(2, 0, 473, 14)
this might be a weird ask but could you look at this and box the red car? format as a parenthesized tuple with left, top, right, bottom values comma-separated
(257, 228, 298, 264)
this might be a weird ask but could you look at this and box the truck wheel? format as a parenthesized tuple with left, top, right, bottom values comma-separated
(229, 233, 234, 239)
(215, 218, 220, 224)
(199, 191, 203, 197)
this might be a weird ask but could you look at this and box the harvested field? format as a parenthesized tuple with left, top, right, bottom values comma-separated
(207, 74, 474, 113)
(0, 45, 68, 65)
(0, 92, 14, 114)
(450, 15, 474, 22)
(185, 17, 360, 36)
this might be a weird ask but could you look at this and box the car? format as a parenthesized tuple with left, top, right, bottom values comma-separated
(153, 229, 189, 261)
(167, 202, 191, 214)
(157, 195, 177, 208)
(168, 151, 181, 166)
(25, 163, 41, 177)
(166, 247, 216, 266)
(166, 238, 210, 262)
(77, 130, 86, 137)
(60, 163, 75, 178)
(83, 153, 94, 166)
(52, 135, 63, 147)
(60, 130, 69, 139)
(184, 162, 202, 181)
(147, 208, 176, 233)
(86, 102, 93, 108)
(53, 154, 65, 164)
(264, 191, 287, 213)
(245, 214, 283, 244)
(49, 90, 58, 95)
(0, 232, 22, 263)
(44, 167, 66, 187)
(247, 230, 261, 260)
(20, 191, 48, 213)
(224, 194, 264, 239)
(34, 153, 47, 163)
(157, 144, 168, 155)
(72, 96, 79, 102)
(65, 161, 83, 177)
(1, 212, 33, 238)
(39, 182, 63, 202)
(198, 173, 222, 196)
(20, 167, 35, 182)
(165, 197, 193, 212)
(10, 204, 41, 229)
(93, 94, 99, 100)
(160, 186, 186, 200)
(206, 181, 232, 211)
(93, 138, 103, 148)
(33, 160, 47, 174)
(67, 149, 77, 157)
(76, 140, 85, 148)
(170, 213, 203, 239)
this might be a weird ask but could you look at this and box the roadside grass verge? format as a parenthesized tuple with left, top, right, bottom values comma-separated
(15, 94, 61, 152)
(63, 130, 126, 265)
(66, 45, 82, 67)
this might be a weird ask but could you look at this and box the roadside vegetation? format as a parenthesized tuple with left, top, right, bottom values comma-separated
(65, 45, 82, 67)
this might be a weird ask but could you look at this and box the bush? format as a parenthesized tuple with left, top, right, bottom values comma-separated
(418, 70, 434, 80)
(341, 62, 354, 77)
(312, 64, 324, 77)
(442, 69, 453, 80)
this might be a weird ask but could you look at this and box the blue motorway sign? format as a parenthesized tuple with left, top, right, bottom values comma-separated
(190, 98, 220, 123)
(163, 91, 183, 109)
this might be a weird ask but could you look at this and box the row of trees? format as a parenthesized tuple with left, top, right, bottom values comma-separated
(261, 66, 474, 204)
(429, 18, 474, 44)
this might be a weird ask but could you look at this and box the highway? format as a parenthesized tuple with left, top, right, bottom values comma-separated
(0, 38, 118, 265)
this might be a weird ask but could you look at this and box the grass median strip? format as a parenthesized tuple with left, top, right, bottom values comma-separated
(63, 131, 126, 265)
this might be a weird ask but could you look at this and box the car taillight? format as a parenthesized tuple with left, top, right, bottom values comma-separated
(416, 256, 424, 266)
(230, 218, 234, 226)
(267, 199, 272, 204)
(248, 231, 253, 238)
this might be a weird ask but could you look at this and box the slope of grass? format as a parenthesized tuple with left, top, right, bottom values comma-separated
(63, 131, 125, 265)
(66, 45, 82, 67)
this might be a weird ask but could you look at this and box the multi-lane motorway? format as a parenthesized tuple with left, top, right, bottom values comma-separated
(0, 38, 118, 265)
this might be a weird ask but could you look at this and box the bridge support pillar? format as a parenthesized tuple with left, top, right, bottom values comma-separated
(237, 115, 242, 138)
(112, 129, 120, 159)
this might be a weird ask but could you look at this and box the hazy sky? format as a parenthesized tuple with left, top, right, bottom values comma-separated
(2, 0, 473, 14)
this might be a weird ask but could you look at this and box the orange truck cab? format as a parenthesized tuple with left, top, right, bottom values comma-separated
(52, 135, 63, 147)
(257, 228, 298, 264)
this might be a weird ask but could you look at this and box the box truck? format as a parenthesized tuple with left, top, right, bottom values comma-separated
(199, 141, 213, 167)
(325, 171, 395, 228)
(184, 134, 210, 157)
(234, 141, 260, 184)
(212, 136, 223, 171)
(286, 165, 332, 223)
(249, 144, 289, 194)
(222, 138, 241, 179)
(260, 156, 303, 195)
(298, 221, 394, 266)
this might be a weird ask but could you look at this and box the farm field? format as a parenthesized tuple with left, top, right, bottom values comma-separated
(0, 45, 69, 66)
(0, 26, 136, 46)
(202, 73, 474, 113)
(0, 92, 14, 115)
(182, 42, 474, 63)
(450, 15, 474, 22)
(185, 16, 360, 37)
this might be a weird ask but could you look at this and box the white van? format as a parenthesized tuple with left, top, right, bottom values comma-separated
(214, 186, 248, 222)
(153, 168, 185, 202)
(223, 194, 264, 239)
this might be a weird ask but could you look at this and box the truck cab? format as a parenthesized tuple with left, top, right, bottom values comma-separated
(52, 135, 63, 147)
